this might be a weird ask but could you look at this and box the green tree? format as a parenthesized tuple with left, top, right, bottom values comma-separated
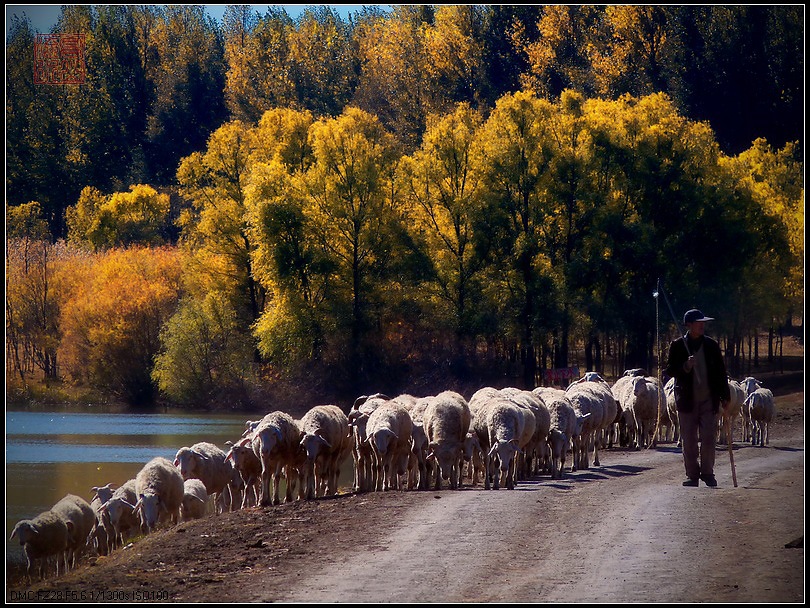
(145, 5, 228, 183)
(399, 103, 486, 363)
(302, 107, 400, 383)
(473, 90, 556, 386)
(176, 120, 262, 325)
(66, 184, 171, 249)
(152, 291, 253, 406)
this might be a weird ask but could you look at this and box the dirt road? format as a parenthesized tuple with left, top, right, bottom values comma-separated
(8, 391, 804, 604)
(274, 423, 804, 603)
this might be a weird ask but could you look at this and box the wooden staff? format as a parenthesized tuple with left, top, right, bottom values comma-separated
(726, 414, 738, 487)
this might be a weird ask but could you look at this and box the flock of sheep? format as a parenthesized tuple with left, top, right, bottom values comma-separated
(10, 371, 776, 583)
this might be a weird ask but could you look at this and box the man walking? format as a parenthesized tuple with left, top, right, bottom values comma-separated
(665, 309, 731, 487)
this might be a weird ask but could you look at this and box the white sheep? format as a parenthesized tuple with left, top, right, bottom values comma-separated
(98, 479, 139, 550)
(539, 390, 588, 479)
(10, 510, 69, 582)
(348, 394, 388, 493)
(180, 478, 209, 521)
(502, 387, 550, 478)
(422, 391, 472, 490)
(618, 376, 662, 450)
(250, 411, 302, 506)
(402, 395, 432, 490)
(225, 437, 262, 508)
(740, 376, 762, 442)
(461, 430, 485, 486)
(473, 394, 525, 490)
(298, 404, 352, 499)
(133, 456, 185, 533)
(718, 378, 746, 445)
(565, 382, 605, 469)
(86, 483, 116, 556)
(746, 387, 776, 447)
(611, 375, 636, 447)
(366, 401, 414, 491)
(50, 493, 95, 571)
(663, 377, 680, 446)
(569, 373, 617, 453)
(174, 442, 233, 514)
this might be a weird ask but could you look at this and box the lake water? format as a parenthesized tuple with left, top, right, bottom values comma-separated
(5, 409, 251, 566)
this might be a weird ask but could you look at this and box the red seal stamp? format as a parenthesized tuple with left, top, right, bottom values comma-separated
(34, 33, 86, 85)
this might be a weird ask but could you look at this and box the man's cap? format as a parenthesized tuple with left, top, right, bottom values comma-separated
(683, 309, 715, 324)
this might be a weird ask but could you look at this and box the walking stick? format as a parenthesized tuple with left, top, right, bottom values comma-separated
(725, 415, 738, 487)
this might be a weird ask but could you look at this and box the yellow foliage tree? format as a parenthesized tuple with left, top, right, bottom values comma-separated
(58, 246, 183, 404)
(65, 184, 170, 249)
(399, 102, 485, 342)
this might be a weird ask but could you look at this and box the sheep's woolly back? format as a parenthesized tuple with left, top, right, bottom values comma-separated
(546, 396, 577, 438)
(252, 411, 301, 457)
(367, 402, 413, 445)
(175, 442, 232, 496)
(565, 383, 604, 433)
(485, 398, 524, 444)
(423, 394, 471, 445)
(747, 389, 776, 422)
(136, 457, 184, 506)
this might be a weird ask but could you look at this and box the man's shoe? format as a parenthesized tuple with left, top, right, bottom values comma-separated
(700, 474, 718, 487)
(682, 478, 699, 487)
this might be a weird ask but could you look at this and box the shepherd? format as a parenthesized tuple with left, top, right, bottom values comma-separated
(664, 308, 731, 488)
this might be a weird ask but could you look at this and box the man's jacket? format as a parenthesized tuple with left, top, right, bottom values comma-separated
(665, 335, 730, 414)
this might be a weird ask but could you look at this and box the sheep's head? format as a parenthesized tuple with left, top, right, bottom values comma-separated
(255, 426, 283, 460)
(300, 433, 331, 462)
(489, 438, 522, 472)
(133, 493, 161, 533)
(10, 520, 36, 544)
(428, 442, 460, 480)
(174, 447, 207, 480)
(91, 482, 117, 504)
(368, 428, 397, 455)
(462, 432, 481, 461)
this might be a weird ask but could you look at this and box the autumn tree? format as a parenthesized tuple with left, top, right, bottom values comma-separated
(351, 6, 432, 150)
(246, 109, 332, 367)
(66, 184, 171, 249)
(300, 107, 401, 384)
(473, 90, 557, 386)
(58, 246, 183, 405)
(6, 202, 61, 385)
(176, 119, 261, 325)
(287, 7, 357, 117)
(399, 103, 486, 366)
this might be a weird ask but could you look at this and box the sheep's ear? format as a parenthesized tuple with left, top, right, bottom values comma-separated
(173, 458, 180, 466)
